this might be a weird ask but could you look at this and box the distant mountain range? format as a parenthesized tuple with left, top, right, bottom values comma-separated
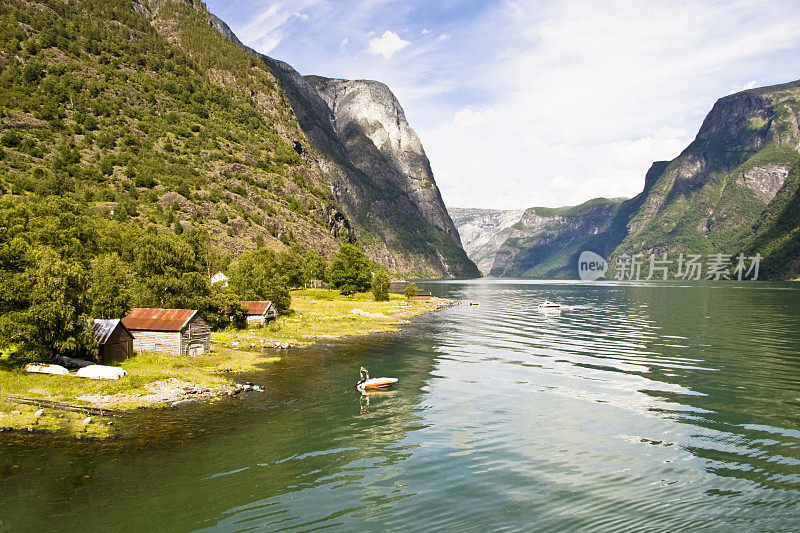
(451, 79, 800, 280)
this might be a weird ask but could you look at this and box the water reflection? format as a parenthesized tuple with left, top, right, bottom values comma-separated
(2, 280, 800, 531)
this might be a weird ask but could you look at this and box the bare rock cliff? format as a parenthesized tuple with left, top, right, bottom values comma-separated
(207, 15, 476, 278)
(448, 208, 526, 275)
(307, 77, 460, 241)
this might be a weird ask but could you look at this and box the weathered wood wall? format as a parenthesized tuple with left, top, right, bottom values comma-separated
(100, 326, 134, 364)
(128, 315, 210, 356)
(246, 305, 276, 326)
(182, 315, 211, 355)
(246, 315, 266, 326)
(130, 330, 181, 355)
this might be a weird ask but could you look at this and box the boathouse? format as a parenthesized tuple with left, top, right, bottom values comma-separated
(240, 301, 277, 326)
(92, 319, 134, 364)
(409, 290, 432, 301)
(122, 308, 211, 356)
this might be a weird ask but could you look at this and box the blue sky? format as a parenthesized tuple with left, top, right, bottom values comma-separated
(205, 0, 800, 209)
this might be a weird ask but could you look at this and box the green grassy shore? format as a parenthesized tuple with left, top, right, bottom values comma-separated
(0, 290, 448, 438)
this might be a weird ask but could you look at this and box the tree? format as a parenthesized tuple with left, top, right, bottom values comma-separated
(228, 248, 291, 314)
(327, 244, 371, 295)
(206, 284, 247, 330)
(0, 198, 97, 360)
(404, 282, 419, 299)
(0, 246, 94, 361)
(87, 253, 134, 318)
(277, 247, 305, 288)
(372, 270, 390, 301)
(130, 232, 208, 309)
(303, 249, 327, 284)
(183, 226, 212, 275)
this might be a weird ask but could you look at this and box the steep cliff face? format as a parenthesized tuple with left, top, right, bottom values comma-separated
(307, 76, 460, 241)
(452, 80, 800, 280)
(207, 15, 478, 278)
(448, 208, 526, 275)
(615, 80, 800, 275)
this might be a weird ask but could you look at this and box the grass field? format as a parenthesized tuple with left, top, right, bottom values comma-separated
(0, 290, 447, 437)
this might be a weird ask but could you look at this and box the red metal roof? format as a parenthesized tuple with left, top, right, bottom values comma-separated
(239, 301, 274, 316)
(122, 308, 198, 332)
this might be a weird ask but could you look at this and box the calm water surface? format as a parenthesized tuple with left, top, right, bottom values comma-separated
(2, 280, 800, 531)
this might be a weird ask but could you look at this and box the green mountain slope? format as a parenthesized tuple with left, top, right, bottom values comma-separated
(0, 0, 352, 257)
(0, 0, 477, 278)
(615, 80, 800, 271)
(740, 162, 800, 279)
(451, 80, 800, 280)
(487, 198, 624, 279)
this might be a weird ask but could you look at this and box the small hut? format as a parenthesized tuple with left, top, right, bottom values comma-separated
(122, 308, 210, 356)
(240, 301, 277, 326)
(92, 319, 134, 364)
(409, 290, 432, 301)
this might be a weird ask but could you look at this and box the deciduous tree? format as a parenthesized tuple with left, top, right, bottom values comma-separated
(327, 244, 371, 296)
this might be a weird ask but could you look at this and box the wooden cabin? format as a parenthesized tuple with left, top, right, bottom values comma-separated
(122, 308, 210, 356)
(240, 301, 277, 326)
(92, 319, 134, 364)
(409, 290, 432, 301)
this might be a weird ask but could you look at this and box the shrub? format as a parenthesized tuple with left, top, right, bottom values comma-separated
(404, 283, 419, 299)
(1, 131, 21, 148)
(371, 270, 390, 301)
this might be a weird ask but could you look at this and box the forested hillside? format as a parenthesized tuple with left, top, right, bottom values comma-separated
(0, 0, 350, 254)
(0, 0, 386, 360)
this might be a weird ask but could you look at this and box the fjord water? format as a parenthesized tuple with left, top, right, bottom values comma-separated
(3, 281, 800, 531)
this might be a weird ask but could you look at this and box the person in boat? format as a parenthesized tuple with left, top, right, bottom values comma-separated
(358, 367, 369, 387)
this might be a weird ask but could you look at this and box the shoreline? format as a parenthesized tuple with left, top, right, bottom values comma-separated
(0, 289, 452, 438)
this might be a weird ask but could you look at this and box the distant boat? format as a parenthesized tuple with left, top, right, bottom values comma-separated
(538, 300, 561, 309)
(356, 367, 398, 391)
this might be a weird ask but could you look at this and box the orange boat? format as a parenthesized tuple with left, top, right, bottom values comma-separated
(356, 367, 398, 391)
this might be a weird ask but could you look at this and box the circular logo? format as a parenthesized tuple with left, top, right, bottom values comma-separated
(578, 251, 608, 281)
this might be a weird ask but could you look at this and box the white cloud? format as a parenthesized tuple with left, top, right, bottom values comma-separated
(235, 0, 319, 53)
(207, 0, 800, 209)
(368, 30, 411, 59)
(611, 127, 692, 172)
(728, 79, 758, 94)
(548, 176, 577, 192)
(420, 0, 800, 208)
(453, 107, 497, 127)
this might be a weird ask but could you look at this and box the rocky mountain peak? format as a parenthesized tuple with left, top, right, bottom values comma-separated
(202, 9, 476, 277)
(307, 76, 460, 243)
